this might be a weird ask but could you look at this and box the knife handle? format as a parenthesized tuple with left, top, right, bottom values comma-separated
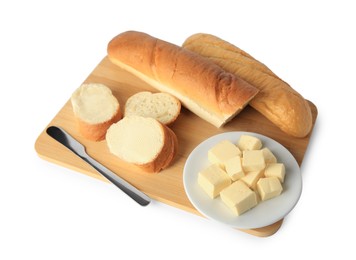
(84, 156, 151, 206)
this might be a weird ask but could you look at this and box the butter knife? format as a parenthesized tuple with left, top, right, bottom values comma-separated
(46, 126, 151, 206)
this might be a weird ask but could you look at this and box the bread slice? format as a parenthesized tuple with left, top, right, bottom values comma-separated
(71, 83, 122, 141)
(106, 116, 178, 173)
(124, 91, 181, 125)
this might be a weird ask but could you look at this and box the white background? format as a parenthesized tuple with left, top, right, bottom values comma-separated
(1, 0, 355, 259)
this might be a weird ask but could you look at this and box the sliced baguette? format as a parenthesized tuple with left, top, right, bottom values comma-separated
(106, 116, 178, 173)
(124, 91, 181, 125)
(71, 83, 122, 141)
(107, 31, 259, 128)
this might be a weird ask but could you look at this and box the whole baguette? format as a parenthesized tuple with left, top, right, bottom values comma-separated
(184, 33, 278, 78)
(183, 33, 312, 138)
(107, 31, 259, 128)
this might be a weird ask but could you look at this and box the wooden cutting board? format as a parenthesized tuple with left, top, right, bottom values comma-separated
(35, 56, 318, 237)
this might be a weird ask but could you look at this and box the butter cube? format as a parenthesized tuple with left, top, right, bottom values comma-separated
(242, 150, 266, 172)
(198, 164, 231, 199)
(237, 135, 262, 151)
(220, 181, 258, 216)
(240, 170, 264, 190)
(208, 140, 241, 168)
(224, 156, 244, 181)
(257, 177, 283, 201)
(264, 163, 285, 183)
(261, 147, 277, 164)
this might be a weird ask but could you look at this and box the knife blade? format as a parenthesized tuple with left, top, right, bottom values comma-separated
(46, 126, 151, 206)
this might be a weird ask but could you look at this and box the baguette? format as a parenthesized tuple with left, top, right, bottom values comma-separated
(106, 116, 178, 173)
(183, 33, 312, 138)
(71, 83, 122, 141)
(107, 31, 259, 128)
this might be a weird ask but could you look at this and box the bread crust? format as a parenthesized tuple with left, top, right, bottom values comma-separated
(76, 107, 122, 141)
(160, 126, 179, 169)
(183, 33, 312, 137)
(136, 122, 178, 173)
(107, 31, 259, 127)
